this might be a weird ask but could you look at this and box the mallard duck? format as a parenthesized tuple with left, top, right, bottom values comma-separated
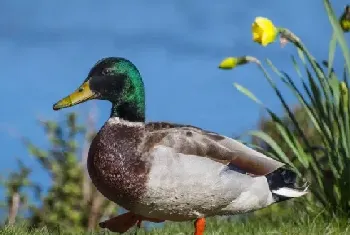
(53, 57, 308, 235)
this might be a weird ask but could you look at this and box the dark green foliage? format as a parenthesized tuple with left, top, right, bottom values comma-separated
(0, 160, 40, 225)
(234, 0, 350, 217)
(25, 112, 117, 232)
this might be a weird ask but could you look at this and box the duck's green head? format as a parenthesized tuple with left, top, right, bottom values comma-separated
(53, 57, 145, 122)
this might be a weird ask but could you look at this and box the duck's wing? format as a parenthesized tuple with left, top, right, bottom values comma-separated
(143, 122, 284, 176)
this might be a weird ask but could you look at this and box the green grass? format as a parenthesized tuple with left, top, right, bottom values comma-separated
(1, 214, 350, 235)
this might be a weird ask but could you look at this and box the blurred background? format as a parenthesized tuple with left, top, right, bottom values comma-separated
(0, 0, 347, 233)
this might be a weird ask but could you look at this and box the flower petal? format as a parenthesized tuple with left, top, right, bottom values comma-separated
(251, 17, 278, 46)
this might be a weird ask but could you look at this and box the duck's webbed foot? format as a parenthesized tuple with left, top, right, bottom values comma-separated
(99, 212, 165, 233)
(194, 218, 206, 235)
(99, 212, 139, 233)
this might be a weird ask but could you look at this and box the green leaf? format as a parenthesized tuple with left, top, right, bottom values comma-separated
(291, 55, 303, 78)
(267, 59, 324, 139)
(248, 130, 297, 171)
(282, 72, 323, 134)
(233, 83, 263, 105)
(297, 48, 306, 64)
(327, 33, 337, 77)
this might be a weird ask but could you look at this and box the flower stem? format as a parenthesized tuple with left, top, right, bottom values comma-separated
(279, 28, 332, 115)
(279, 28, 301, 45)
(278, 28, 326, 81)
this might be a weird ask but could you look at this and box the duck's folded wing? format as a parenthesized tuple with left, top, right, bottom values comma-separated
(143, 124, 284, 176)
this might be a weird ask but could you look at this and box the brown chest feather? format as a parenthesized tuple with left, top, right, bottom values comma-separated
(87, 122, 149, 209)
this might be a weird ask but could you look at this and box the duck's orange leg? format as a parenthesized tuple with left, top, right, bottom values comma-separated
(99, 212, 164, 233)
(194, 218, 206, 235)
(136, 219, 142, 228)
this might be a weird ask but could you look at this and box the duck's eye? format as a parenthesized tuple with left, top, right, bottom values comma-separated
(102, 68, 111, 75)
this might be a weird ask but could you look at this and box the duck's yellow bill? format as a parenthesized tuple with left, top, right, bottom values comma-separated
(53, 81, 96, 110)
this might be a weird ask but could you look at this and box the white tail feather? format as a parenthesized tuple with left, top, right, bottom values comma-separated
(272, 186, 309, 198)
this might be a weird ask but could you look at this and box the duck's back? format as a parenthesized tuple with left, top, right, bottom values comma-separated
(135, 145, 273, 221)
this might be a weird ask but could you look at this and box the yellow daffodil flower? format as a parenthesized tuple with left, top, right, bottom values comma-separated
(340, 81, 348, 93)
(218, 57, 239, 69)
(218, 57, 249, 70)
(340, 5, 350, 32)
(252, 17, 278, 46)
(340, 81, 348, 109)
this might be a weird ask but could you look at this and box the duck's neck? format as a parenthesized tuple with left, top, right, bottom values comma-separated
(110, 102, 145, 122)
